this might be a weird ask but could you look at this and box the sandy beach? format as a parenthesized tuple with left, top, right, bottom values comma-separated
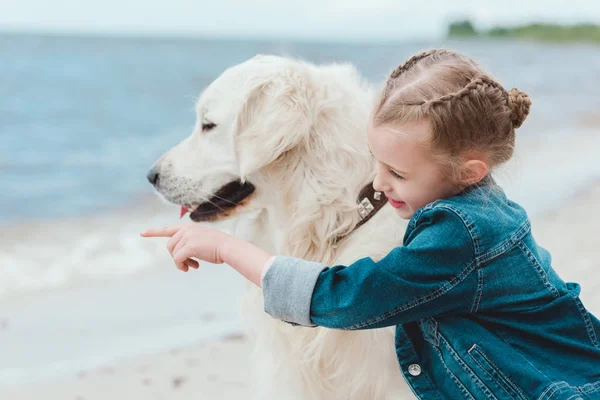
(0, 334, 252, 400)
(1, 182, 599, 400)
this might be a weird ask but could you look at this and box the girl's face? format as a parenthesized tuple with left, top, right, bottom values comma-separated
(367, 118, 460, 220)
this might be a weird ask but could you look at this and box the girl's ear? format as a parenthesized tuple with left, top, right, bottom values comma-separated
(459, 159, 488, 186)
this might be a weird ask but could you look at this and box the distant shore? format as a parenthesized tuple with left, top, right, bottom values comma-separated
(448, 20, 600, 43)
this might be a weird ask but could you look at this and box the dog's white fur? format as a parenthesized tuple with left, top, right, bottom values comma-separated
(151, 55, 414, 399)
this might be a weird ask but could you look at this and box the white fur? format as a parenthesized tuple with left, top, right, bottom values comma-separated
(151, 55, 414, 399)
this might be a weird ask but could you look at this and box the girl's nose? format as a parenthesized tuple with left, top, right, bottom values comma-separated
(372, 172, 390, 194)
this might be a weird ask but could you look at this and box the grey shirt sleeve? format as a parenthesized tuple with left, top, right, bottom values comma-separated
(262, 256, 328, 327)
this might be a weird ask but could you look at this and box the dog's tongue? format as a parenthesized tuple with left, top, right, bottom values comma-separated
(180, 206, 189, 219)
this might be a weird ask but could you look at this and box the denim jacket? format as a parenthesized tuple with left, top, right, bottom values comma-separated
(262, 178, 600, 399)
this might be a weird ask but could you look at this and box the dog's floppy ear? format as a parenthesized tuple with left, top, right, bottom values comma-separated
(235, 76, 311, 179)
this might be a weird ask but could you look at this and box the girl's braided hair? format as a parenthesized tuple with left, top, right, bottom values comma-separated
(374, 49, 532, 180)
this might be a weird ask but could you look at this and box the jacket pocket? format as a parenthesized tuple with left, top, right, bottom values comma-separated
(468, 344, 527, 400)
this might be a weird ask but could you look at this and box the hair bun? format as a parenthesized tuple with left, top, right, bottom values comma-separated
(507, 88, 531, 129)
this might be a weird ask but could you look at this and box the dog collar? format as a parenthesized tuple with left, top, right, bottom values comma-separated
(353, 183, 388, 231)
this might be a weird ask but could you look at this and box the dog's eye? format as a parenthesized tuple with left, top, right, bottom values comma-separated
(201, 117, 217, 132)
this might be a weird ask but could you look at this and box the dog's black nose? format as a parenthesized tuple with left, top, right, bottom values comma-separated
(146, 168, 159, 185)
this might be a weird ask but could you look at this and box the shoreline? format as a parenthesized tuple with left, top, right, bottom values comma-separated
(0, 192, 236, 302)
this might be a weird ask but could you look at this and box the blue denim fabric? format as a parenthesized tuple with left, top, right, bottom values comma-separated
(262, 178, 600, 399)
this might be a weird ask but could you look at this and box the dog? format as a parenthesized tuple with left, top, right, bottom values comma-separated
(148, 55, 414, 399)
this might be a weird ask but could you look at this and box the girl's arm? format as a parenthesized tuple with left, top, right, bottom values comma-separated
(262, 206, 479, 329)
(220, 234, 273, 287)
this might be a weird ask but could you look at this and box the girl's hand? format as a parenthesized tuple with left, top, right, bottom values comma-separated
(140, 223, 230, 272)
(141, 222, 272, 287)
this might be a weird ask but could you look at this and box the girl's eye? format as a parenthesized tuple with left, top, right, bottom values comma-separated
(201, 117, 217, 132)
(389, 169, 405, 180)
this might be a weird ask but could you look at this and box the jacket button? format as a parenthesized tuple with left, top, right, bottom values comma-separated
(408, 364, 422, 376)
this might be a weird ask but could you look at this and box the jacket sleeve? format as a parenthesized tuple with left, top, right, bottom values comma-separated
(262, 206, 479, 329)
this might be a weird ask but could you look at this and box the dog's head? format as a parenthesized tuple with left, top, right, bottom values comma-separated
(147, 55, 317, 222)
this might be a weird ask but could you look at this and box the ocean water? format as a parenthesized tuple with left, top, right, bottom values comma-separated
(2, 34, 600, 225)
(1, 33, 600, 388)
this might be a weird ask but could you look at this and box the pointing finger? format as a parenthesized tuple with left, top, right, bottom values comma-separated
(140, 226, 181, 238)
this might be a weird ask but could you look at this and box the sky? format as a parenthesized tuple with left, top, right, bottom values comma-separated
(1, 0, 600, 41)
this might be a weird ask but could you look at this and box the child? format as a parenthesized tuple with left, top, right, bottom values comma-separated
(141, 49, 600, 399)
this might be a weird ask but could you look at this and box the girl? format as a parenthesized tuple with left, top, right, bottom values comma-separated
(142, 49, 600, 399)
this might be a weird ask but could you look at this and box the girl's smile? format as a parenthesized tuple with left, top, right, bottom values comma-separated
(386, 197, 406, 208)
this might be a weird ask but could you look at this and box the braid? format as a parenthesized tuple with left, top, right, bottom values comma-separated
(388, 49, 454, 79)
(422, 75, 531, 130)
(424, 75, 508, 108)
